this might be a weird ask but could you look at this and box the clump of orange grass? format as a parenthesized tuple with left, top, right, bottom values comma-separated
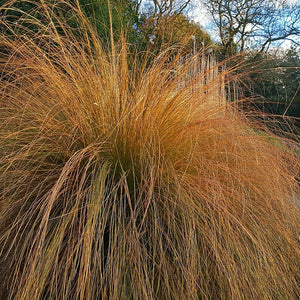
(0, 1, 300, 299)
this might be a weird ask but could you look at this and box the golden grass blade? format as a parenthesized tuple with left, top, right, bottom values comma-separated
(0, 1, 299, 299)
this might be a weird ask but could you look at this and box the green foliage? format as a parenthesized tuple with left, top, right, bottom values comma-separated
(249, 47, 300, 118)
(78, 0, 140, 45)
(0, 0, 212, 53)
(77, 1, 212, 52)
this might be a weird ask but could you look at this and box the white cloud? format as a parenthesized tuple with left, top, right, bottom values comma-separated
(186, 2, 211, 28)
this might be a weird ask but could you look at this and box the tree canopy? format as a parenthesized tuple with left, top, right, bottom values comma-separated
(203, 0, 300, 56)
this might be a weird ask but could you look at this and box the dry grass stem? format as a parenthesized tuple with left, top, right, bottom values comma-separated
(0, 1, 299, 299)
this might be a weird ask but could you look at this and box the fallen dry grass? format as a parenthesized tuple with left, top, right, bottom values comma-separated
(0, 1, 299, 299)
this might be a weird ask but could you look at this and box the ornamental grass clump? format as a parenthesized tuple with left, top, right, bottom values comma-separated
(0, 1, 299, 299)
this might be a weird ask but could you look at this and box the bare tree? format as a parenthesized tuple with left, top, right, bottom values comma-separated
(151, 0, 193, 16)
(203, 0, 300, 56)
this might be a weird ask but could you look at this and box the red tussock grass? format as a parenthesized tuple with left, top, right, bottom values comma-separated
(0, 1, 299, 299)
